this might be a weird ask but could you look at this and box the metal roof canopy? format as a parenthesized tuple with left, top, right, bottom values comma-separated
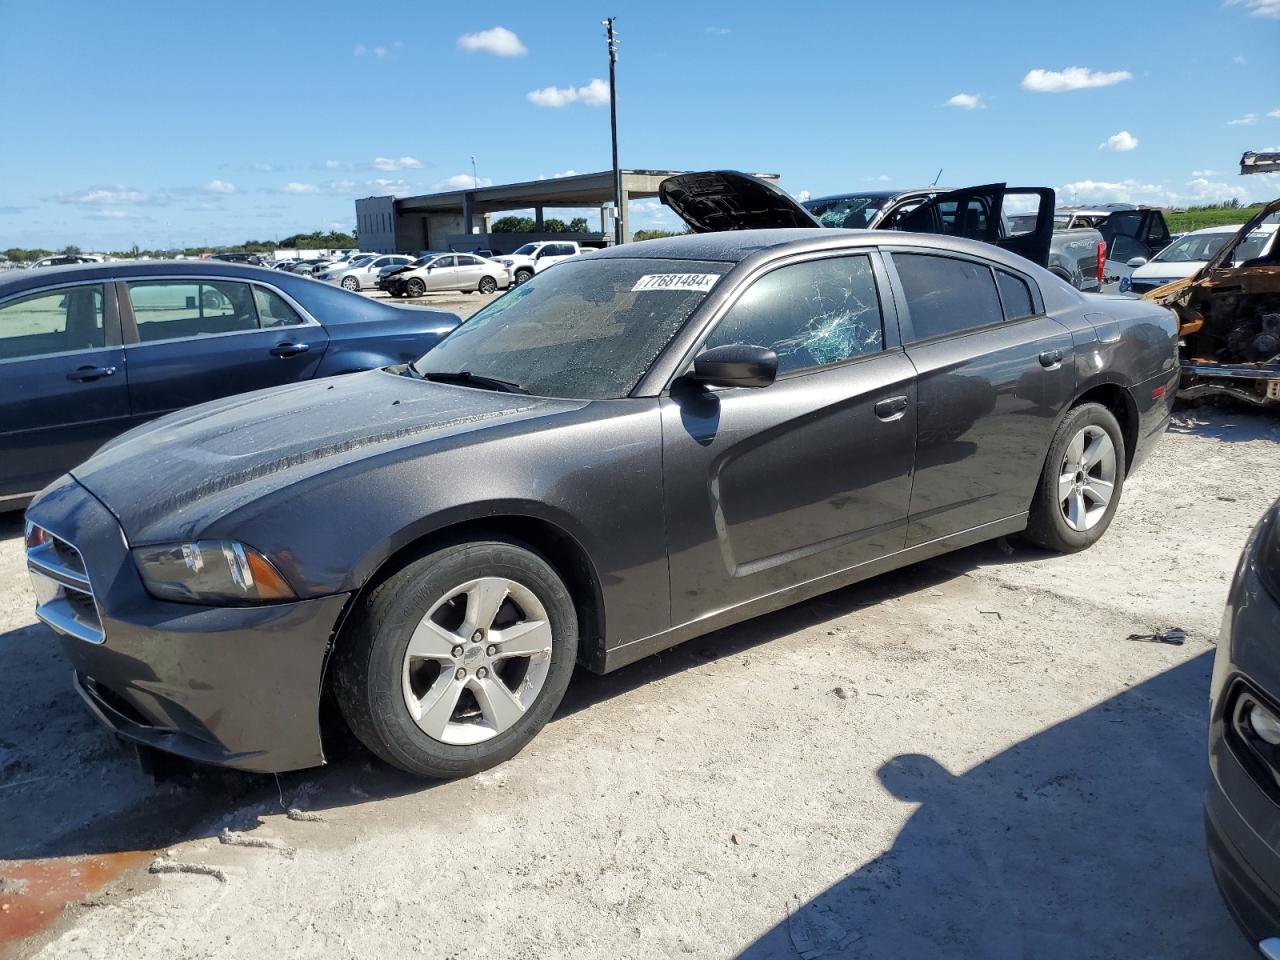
(385, 169, 780, 215)
(1241, 151, 1280, 175)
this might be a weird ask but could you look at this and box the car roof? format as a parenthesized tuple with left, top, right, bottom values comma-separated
(1185, 223, 1277, 236)
(804, 189, 936, 204)
(0, 258, 302, 299)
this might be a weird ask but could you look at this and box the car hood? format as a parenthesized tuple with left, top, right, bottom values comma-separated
(72, 370, 583, 543)
(659, 170, 821, 233)
(1131, 260, 1204, 281)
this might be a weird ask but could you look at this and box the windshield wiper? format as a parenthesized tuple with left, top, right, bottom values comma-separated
(420, 370, 529, 394)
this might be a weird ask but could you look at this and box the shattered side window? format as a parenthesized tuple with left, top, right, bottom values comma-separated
(704, 255, 884, 375)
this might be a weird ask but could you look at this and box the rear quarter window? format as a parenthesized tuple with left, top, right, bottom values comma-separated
(893, 253, 1003, 341)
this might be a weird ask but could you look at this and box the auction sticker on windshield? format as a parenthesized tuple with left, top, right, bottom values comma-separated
(631, 273, 720, 293)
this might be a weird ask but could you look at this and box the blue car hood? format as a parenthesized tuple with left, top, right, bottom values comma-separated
(72, 369, 581, 543)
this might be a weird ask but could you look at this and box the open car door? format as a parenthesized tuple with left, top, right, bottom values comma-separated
(658, 170, 821, 232)
(898, 183, 1055, 268)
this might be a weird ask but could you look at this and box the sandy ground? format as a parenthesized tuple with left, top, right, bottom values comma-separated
(1, 399, 1276, 959)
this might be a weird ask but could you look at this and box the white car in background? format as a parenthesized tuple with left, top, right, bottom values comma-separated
(317, 253, 414, 291)
(495, 241, 582, 285)
(1121, 223, 1277, 295)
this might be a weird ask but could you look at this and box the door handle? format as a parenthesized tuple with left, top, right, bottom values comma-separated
(1038, 349, 1064, 368)
(874, 395, 909, 422)
(66, 365, 116, 382)
(270, 342, 311, 358)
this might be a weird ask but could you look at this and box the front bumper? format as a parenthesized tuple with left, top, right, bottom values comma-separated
(25, 474, 351, 773)
(1207, 529, 1280, 951)
(1179, 362, 1280, 407)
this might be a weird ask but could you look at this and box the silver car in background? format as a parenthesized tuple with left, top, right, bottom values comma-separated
(319, 254, 415, 291)
(379, 253, 511, 297)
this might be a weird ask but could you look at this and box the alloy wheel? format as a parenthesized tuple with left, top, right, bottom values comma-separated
(479, 276, 496, 294)
(341, 277, 359, 291)
(1058, 425, 1116, 532)
(407, 279, 425, 297)
(401, 577, 554, 745)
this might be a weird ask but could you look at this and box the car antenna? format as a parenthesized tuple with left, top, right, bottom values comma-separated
(931, 168, 943, 187)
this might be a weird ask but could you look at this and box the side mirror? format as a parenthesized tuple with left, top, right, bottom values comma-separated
(1126, 257, 1148, 268)
(690, 343, 778, 389)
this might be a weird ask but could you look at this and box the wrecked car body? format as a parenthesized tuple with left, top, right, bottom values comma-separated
(1144, 198, 1280, 407)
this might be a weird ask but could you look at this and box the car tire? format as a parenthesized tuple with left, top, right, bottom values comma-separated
(331, 539, 579, 779)
(1023, 402, 1126, 553)
(341, 276, 360, 292)
(513, 268, 533, 286)
(406, 278, 426, 297)
(478, 275, 497, 294)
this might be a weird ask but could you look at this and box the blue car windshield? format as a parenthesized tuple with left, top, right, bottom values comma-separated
(414, 257, 732, 400)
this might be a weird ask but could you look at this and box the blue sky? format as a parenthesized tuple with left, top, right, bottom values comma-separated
(1, 0, 1278, 250)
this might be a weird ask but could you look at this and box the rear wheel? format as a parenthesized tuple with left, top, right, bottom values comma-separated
(478, 275, 497, 294)
(1024, 402, 1125, 553)
(341, 276, 360, 292)
(332, 540, 578, 779)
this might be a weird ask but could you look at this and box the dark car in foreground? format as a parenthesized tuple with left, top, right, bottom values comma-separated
(1207, 501, 1280, 956)
(25, 228, 1177, 780)
(1, 260, 459, 509)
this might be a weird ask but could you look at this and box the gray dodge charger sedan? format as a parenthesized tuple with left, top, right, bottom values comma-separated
(25, 228, 1178, 779)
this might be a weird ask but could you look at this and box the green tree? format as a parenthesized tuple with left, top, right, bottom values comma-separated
(632, 229, 683, 242)
(492, 216, 536, 233)
(62, 244, 82, 255)
(566, 217, 589, 232)
(543, 218, 569, 233)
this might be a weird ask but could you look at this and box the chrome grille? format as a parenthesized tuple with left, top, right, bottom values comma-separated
(25, 523, 103, 644)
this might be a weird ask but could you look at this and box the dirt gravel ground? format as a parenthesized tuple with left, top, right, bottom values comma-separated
(2, 402, 1277, 959)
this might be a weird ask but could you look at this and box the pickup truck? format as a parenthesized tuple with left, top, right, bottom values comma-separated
(494, 241, 582, 285)
(1051, 208, 1172, 290)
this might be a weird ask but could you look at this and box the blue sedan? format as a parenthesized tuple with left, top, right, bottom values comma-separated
(0, 259, 460, 509)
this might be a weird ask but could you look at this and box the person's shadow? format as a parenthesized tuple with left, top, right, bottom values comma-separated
(738, 652, 1251, 959)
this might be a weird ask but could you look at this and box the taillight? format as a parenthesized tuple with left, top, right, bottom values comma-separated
(1096, 239, 1107, 284)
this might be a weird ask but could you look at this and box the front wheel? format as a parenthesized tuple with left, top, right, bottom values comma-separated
(513, 268, 533, 286)
(341, 276, 360, 292)
(406, 277, 426, 297)
(332, 540, 579, 779)
(1023, 402, 1126, 553)
(478, 275, 497, 294)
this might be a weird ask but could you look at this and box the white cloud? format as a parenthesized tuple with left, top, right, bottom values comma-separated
(325, 160, 341, 169)
(368, 178, 412, 194)
(705, 26, 731, 34)
(353, 43, 367, 56)
(88, 209, 135, 220)
(432, 174, 494, 191)
(1099, 130, 1139, 151)
(795, 190, 812, 202)
(251, 162, 275, 173)
(874, 174, 891, 182)
(204, 179, 236, 194)
(283, 182, 318, 194)
(553, 169, 578, 178)
(1269, 108, 1280, 118)
(457, 26, 527, 56)
(1059, 176, 1254, 207)
(1233, 56, 1248, 64)
(1229, 113, 1259, 125)
(527, 78, 610, 108)
(946, 92, 985, 110)
(1191, 169, 1221, 177)
(371, 156, 423, 171)
(1021, 66, 1132, 93)
(354, 42, 391, 58)
(57, 186, 150, 205)
(1226, 0, 1280, 18)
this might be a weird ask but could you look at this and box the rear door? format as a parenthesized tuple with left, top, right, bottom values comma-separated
(661, 250, 917, 622)
(884, 249, 1075, 544)
(120, 278, 329, 418)
(899, 184, 1056, 268)
(454, 254, 485, 289)
(0, 280, 130, 500)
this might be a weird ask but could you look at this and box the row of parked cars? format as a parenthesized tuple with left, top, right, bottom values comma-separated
(10, 170, 1280, 955)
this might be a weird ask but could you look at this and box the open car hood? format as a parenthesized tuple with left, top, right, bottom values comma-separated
(1198, 196, 1280, 278)
(659, 171, 820, 232)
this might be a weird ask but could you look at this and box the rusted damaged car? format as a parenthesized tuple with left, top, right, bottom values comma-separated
(1144, 198, 1280, 407)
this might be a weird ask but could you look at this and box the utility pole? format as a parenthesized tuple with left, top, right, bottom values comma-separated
(603, 17, 622, 245)
(471, 155, 478, 189)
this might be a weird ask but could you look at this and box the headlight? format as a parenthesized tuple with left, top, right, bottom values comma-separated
(132, 540, 296, 605)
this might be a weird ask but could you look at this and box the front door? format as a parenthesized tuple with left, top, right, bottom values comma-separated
(422, 256, 460, 291)
(661, 251, 917, 625)
(0, 281, 131, 500)
(885, 249, 1075, 545)
(119, 278, 328, 418)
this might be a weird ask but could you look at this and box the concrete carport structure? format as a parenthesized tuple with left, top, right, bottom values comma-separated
(355, 169, 781, 255)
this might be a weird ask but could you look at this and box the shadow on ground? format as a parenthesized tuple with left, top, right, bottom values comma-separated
(737, 651, 1244, 959)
